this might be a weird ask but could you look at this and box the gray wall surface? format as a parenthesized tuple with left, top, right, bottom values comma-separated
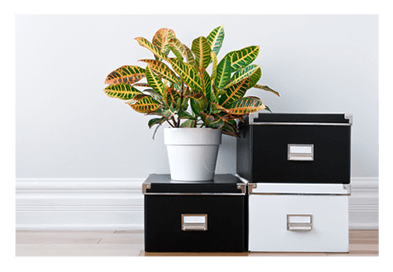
(16, 14, 378, 178)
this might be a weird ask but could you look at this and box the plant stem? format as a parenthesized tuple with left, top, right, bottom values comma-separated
(166, 120, 175, 128)
(171, 116, 178, 127)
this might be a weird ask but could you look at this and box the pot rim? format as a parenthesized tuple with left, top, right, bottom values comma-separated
(163, 127, 222, 145)
(163, 127, 221, 131)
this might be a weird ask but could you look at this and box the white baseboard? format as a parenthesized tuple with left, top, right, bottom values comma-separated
(16, 178, 145, 231)
(16, 177, 378, 230)
(349, 177, 379, 229)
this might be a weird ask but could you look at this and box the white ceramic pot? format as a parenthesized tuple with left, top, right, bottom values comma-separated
(164, 128, 222, 181)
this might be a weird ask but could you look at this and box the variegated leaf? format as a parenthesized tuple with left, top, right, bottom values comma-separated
(249, 66, 261, 88)
(207, 25, 225, 56)
(215, 57, 231, 89)
(180, 119, 195, 128)
(178, 110, 197, 120)
(168, 38, 189, 62)
(165, 87, 181, 109)
(219, 78, 250, 106)
(189, 93, 208, 116)
(139, 59, 179, 84)
(222, 120, 239, 137)
(128, 95, 161, 113)
(225, 46, 260, 72)
(145, 65, 165, 96)
(253, 84, 280, 96)
(104, 83, 142, 100)
(224, 64, 260, 89)
(200, 112, 224, 129)
(170, 58, 203, 91)
(148, 116, 168, 139)
(169, 46, 184, 61)
(152, 28, 176, 56)
(210, 52, 218, 88)
(105, 65, 145, 85)
(226, 96, 266, 115)
(191, 36, 211, 69)
(135, 37, 169, 62)
(148, 117, 166, 128)
(132, 82, 150, 87)
(183, 44, 196, 67)
(143, 89, 163, 102)
(211, 102, 229, 114)
(201, 69, 214, 102)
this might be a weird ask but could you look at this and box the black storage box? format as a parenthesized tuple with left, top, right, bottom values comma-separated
(237, 113, 352, 184)
(143, 174, 248, 252)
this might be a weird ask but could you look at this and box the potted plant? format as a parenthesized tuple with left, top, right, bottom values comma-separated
(104, 26, 279, 181)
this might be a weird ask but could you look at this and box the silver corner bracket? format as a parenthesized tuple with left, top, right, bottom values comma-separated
(142, 183, 151, 194)
(248, 112, 260, 124)
(344, 113, 353, 126)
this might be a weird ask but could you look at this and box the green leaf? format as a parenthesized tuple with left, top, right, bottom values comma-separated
(183, 44, 196, 67)
(165, 87, 180, 109)
(135, 37, 169, 62)
(152, 28, 176, 57)
(225, 46, 260, 72)
(210, 52, 218, 88)
(180, 119, 195, 128)
(207, 25, 225, 56)
(253, 84, 280, 97)
(215, 57, 231, 89)
(189, 93, 208, 116)
(178, 110, 197, 120)
(128, 95, 161, 113)
(168, 38, 189, 62)
(224, 64, 260, 89)
(104, 83, 143, 100)
(105, 65, 145, 85)
(226, 96, 266, 115)
(169, 46, 184, 61)
(221, 120, 239, 137)
(148, 116, 168, 139)
(145, 65, 165, 96)
(265, 104, 272, 112)
(210, 102, 229, 114)
(191, 36, 211, 69)
(139, 59, 179, 84)
(143, 89, 163, 102)
(219, 78, 250, 106)
(170, 59, 203, 91)
(148, 117, 166, 128)
(249, 66, 261, 88)
(201, 69, 213, 102)
(200, 112, 224, 129)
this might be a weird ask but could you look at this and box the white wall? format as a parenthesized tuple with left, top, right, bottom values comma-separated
(16, 15, 378, 230)
(16, 14, 378, 179)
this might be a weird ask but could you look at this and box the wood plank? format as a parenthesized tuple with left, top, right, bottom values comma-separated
(15, 229, 380, 257)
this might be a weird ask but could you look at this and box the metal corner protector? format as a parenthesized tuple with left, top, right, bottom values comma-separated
(142, 183, 151, 194)
(248, 112, 260, 124)
(248, 183, 257, 194)
(344, 113, 353, 125)
(343, 184, 351, 195)
(236, 183, 246, 194)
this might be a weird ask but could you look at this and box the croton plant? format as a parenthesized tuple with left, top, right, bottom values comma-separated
(104, 26, 279, 137)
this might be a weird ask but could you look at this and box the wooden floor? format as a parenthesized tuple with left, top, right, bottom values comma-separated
(15, 230, 378, 256)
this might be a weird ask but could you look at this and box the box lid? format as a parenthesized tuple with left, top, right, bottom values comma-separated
(142, 174, 246, 195)
(243, 112, 352, 126)
(249, 183, 351, 195)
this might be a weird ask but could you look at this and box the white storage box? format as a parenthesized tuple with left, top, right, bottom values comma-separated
(248, 183, 350, 252)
